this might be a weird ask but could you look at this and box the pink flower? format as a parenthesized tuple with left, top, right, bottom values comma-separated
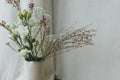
(0, 20, 6, 26)
(14, 0, 20, 3)
(43, 15, 47, 20)
(38, 15, 47, 25)
(2, 20, 6, 24)
(28, 3, 34, 9)
(45, 27, 49, 34)
(6, 0, 12, 4)
(38, 18, 43, 24)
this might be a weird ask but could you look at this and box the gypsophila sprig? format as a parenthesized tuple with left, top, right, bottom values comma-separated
(0, 1, 95, 62)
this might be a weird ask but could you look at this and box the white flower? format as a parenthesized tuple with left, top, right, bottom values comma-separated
(29, 19, 36, 27)
(9, 33, 15, 39)
(19, 49, 31, 57)
(11, 30, 19, 35)
(37, 51, 43, 57)
(48, 35, 54, 41)
(8, 24, 17, 30)
(9, 30, 19, 41)
(32, 41, 39, 46)
(16, 25, 29, 38)
(31, 26, 40, 37)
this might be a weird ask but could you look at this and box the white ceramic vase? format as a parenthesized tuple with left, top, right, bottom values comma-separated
(27, 61, 44, 80)
(16, 57, 55, 80)
(16, 61, 45, 80)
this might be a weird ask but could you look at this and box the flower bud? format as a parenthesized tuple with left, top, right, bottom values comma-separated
(10, 33, 17, 41)
(38, 18, 43, 24)
(28, 3, 34, 9)
(14, 0, 20, 4)
(23, 10, 28, 19)
(33, 40, 39, 46)
(6, 0, 12, 4)
(18, 13, 23, 19)
(0, 20, 6, 26)
(26, 12, 32, 19)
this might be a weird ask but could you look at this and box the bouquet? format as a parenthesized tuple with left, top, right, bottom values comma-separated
(0, 0, 95, 62)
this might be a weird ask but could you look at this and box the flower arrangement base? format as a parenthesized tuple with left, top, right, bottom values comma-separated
(26, 61, 45, 80)
(16, 61, 45, 80)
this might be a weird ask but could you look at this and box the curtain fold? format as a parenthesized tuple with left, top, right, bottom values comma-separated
(0, 0, 54, 80)
(0, 0, 24, 80)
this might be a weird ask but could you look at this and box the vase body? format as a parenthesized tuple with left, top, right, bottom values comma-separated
(16, 58, 55, 80)
(16, 61, 45, 80)
(27, 62, 44, 80)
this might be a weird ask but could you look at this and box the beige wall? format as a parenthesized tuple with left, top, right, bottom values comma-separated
(53, 0, 120, 80)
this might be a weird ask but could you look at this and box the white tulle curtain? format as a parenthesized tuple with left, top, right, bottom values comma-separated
(0, 0, 23, 80)
(0, 0, 54, 80)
